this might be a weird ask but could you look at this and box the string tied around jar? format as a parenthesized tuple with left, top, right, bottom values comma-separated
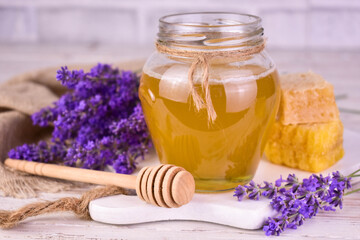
(156, 40, 266, 124)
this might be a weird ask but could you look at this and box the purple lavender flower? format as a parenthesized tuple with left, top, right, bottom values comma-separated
(261, 181, 277, 198)
(302, 175, 320, 192)
(284, 173, 300, 192)
(245, 181, 261, 200)
(233, 185, 246, 201)
(234, 169, 360, 236)
(270, 195, 286, 212)
(8, 141, 60, 163)
(8, 63, 152, 174)
(263, 216, 286, 236)
(32, 107, 58, 127)
(275, 176, 283, 187)
(113, 153, 135, 174)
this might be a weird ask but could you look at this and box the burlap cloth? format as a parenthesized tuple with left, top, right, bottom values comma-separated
(0, 60, 144, 198)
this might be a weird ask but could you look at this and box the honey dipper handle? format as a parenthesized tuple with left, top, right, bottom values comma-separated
(4, 158, 137, 189)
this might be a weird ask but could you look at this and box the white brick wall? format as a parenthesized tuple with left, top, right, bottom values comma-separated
(37, 8, 136, 44)
(0, 7, 37, 42)
(261, 10, 307, 49)
(0, 0, 360, 50)
(308, 10, 360, 49)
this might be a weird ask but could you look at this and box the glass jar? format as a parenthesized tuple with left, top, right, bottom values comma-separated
(139, 12, 280, 192)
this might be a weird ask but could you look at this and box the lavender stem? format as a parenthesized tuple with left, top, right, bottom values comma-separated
(344, 188, 360, 196)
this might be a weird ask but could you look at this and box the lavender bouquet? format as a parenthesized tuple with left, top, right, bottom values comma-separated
(9, 64, 151, 174)
(234, 169, 360, 236)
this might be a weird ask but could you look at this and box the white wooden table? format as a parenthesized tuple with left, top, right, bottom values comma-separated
(0, 44, 359, 239)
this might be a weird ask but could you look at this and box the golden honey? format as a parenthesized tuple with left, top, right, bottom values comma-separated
(139, 63, 280, 191)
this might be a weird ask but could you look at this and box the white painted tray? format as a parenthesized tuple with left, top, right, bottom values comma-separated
(89, 129, 360, 229)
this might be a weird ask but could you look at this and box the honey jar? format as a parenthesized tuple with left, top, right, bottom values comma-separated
(139, 12, 280, 192)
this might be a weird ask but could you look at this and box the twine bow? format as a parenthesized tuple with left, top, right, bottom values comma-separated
(156, 41, 266, 124)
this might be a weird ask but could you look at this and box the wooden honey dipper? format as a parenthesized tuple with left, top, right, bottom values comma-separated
(4, 159, 195, 208)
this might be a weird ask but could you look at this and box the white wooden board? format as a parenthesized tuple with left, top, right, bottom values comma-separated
(89, 129, 360, 229)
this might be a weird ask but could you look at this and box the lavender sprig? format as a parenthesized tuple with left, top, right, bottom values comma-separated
(234, 168, 360, 236)
(8, 64, 152, 174)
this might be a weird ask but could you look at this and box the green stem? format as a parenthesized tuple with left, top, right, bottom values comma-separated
(350, 174, 360, 178)
(348, 169, 360, 177)
(344, 188, 360, 196)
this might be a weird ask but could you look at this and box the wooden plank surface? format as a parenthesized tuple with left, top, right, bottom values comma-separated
(0, 44, 359, 239)
(0, 191, 359, 240)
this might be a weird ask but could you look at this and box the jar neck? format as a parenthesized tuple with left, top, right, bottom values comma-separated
(157, 12, 264, 52)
